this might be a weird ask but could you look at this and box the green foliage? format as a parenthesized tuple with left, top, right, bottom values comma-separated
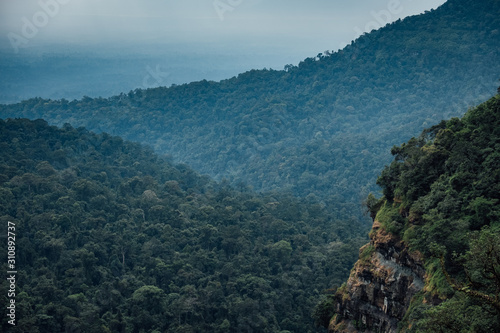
(0, 118, 366, 332)
(405, 295, 499, 333)
(423, 256, 454, 297)
(312, 293, 337, 329)
(364, 193, 384, 221)
(464, 227, 500, 293)
(359, 244, 375, 263)
(375, 202, 405, 236)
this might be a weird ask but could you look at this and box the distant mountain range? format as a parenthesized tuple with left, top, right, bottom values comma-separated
(1, 0, 499, 223)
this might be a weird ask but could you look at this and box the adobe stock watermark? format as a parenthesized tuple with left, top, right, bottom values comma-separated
(7, 0, 72, 53)
(213, 0, 244, 21)
(339, 0, 410, 50)
(142, 65, 171, 89)
(6, 221, 17, 326)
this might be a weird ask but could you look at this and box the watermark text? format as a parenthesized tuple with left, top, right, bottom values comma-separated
(6, 221, 17, 326)
(7, 0, 72, 53)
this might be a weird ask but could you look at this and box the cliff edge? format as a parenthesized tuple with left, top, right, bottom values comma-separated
(329, 219, 425, 333)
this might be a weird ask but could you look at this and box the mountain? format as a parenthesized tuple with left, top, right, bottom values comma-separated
(0, 119, 366, 332)
(322, 92, 500, 332)
(1, 0, 499, 224)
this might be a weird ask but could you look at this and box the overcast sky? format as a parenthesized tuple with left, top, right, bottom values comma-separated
(1, 0, 447, 56)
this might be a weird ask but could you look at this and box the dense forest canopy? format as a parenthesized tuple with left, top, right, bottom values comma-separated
(0, 118, 366, 332)
(1, 0, 499, 225)
(1, 0, 500, 332)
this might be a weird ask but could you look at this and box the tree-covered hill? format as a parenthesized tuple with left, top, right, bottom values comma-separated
(323, 91, 500, 331)
(378, 91, 500, 332)
(1, 0, 498, 223)
(0, 118, 366, 332)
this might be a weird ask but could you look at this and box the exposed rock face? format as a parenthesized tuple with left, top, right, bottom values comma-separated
(330, 221, 425, 333)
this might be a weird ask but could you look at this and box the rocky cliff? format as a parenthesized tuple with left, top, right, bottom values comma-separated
(329, 220, 425, 333)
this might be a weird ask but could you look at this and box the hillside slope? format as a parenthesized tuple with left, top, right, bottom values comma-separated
(0, 119, 365, 332)
(1, 0, 499, 222)
(325, 92, 500, 332)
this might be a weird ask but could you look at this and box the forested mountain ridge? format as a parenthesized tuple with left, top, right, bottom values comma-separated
(0, 118, 366, 332)
(1, 0, 499, 223)
(323, 92, 500, 332)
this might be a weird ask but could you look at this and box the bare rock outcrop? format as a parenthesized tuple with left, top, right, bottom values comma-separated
(330, 221, 425, 333)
